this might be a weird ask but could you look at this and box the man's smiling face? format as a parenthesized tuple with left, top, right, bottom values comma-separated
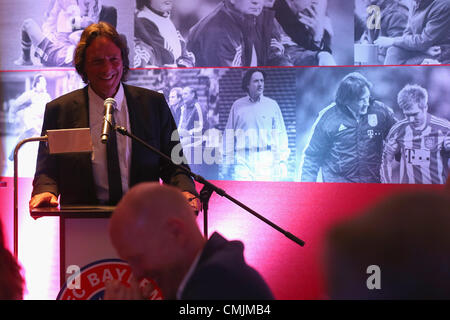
(84, 36, 123, 99)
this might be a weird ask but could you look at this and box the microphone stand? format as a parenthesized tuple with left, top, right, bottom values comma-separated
(114, 126, 305, 247)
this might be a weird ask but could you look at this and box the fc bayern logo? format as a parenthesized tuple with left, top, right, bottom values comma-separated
(57, 259, 163, 300)
(424, 136, 436, 150)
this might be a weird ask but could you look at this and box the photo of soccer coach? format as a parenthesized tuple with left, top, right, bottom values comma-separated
(299, 72, 397, 183)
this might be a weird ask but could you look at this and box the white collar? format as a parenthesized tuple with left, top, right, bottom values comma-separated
(249, 94, 263, 103)
(137, 6, 171, 20)
(88, 83, 125, 114)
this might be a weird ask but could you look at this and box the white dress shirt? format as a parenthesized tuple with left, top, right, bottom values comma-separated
(88, 84, 131, 203)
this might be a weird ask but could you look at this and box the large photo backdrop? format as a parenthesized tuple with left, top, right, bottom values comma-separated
(1, 0, 354, 71)
(0, 0, 449, 301)
(3, 66, 449, 184)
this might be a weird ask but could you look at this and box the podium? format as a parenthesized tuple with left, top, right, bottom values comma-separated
(31, 206, 119, 287)
(15, 129, 167, 299)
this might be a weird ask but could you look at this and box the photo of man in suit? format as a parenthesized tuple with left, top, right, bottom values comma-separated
(29, 22, 199, 210)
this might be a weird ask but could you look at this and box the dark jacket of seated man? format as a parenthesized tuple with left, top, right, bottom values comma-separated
(386, 0, 450, 64)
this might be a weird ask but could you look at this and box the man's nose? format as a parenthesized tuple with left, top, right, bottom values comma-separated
(100, 60, 113, 72)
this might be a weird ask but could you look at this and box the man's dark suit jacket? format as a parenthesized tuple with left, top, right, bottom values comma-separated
(32, 84, 196, 205)
(181, 232, 274, 300)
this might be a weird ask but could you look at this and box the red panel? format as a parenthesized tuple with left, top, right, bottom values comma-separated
(0, 176, 444, 299)
(195, 181, 444, 299)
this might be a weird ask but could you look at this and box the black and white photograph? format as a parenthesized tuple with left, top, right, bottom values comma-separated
(0, 0, 134, 70)
(126, 67, 297, 181)
(133, 0, 354, 68)
(0, 70, 84, 177)
(296, 65, 450, 184)
(354, 0, 450, 65)
(133, 0, 196, 68)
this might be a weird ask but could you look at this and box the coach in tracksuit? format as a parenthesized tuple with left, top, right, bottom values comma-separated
(300, 72, 397, 183)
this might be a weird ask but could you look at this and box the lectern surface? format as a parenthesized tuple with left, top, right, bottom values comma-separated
(30, 206, 115, 219)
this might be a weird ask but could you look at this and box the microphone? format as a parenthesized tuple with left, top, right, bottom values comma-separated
(101, 97, 117, 144)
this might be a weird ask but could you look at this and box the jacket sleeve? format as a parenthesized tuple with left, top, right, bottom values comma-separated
(300, 113, 330, 182)
(380, 128, 400, 183)
(10, 90, 32, 112)
(394, 1, 450, 51)
(32, 102, 60, 197)
(267, 19, 293, 66)
(134, 17, 175, 66)
(177, 31, 196, 68)
(375, 100, 398, 138)
(385, 107, 398, 136)
(273, 102, 290, 163)
(189, 25, 243, 67)
(384, 11, 408, 37)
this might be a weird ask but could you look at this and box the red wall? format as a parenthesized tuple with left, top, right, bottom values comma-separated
(0, 176, 444, 299)
(190, 181, 443, 299)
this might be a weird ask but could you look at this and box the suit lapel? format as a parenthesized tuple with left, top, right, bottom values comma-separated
(123, 84, 160, 188)
(66, 86, 90, 128)
(123, 84, 140, 187)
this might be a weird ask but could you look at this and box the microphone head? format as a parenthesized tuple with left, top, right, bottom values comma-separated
(101, 98, 116, 144)
(104, 97, 117, 108)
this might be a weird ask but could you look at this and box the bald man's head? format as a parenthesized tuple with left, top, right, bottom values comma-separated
(111, 182, 196, 233)
(109, 182, 205, 299)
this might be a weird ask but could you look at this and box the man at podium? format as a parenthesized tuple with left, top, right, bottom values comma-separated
(29, 22, 199, 210)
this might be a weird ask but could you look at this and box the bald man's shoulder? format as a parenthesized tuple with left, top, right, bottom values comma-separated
(180, 233, 274, 300)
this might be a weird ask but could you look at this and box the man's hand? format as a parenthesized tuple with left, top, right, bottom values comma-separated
(182, 191, 201, 213)
(298, 5, 325, 43)
(29, 192, 58, 211)
(425, 46, 441, 57)
(374, 36, 395, 48)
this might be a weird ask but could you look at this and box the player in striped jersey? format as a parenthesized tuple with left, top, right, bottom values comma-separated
(381, 84, 450, 184)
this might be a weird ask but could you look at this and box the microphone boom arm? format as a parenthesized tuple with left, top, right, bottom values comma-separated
(114, 125, 305, 247)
